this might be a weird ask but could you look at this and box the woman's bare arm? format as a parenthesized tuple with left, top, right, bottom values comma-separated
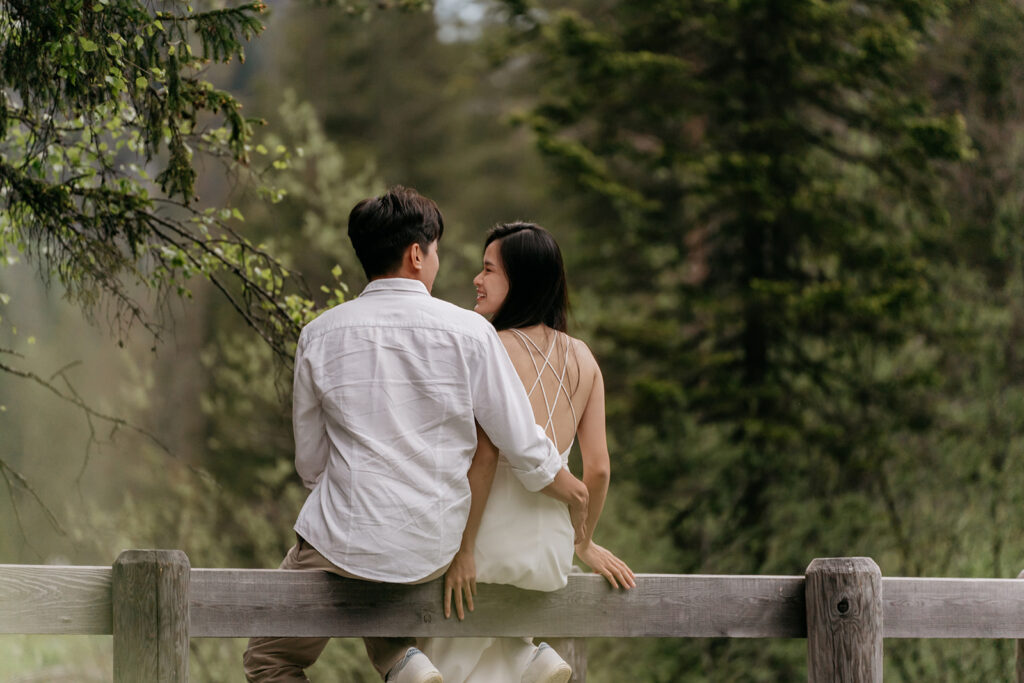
(575, 359, 610, 542)
(574, 350, 636, 588)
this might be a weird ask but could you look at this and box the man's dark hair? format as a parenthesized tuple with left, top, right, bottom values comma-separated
(486, 222, 569, 333)
(348, 186, 445, 279)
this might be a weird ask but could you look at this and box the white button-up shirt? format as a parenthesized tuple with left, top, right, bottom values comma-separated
(292, 278, 564, 582)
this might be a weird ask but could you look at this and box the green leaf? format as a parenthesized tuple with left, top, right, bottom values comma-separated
(79, 37, 99, 52)
(136, 76, 148, 89)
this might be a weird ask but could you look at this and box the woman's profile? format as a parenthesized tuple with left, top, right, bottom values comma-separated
(422, 222, 635, 683)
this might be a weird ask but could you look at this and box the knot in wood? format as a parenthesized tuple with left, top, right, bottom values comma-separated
(422, 611, 433, 624)
(836, 598, 850, 615)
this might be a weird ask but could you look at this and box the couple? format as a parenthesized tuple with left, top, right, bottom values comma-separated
(243, 186, 634, 683)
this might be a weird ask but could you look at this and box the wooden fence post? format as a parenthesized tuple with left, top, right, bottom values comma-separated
(543, 566, 587, 682)
(113, 549, 191, 683)
(1016, 569, 1024, 683)
(545, 637, 587, 683)
(805, 557, 882, 683)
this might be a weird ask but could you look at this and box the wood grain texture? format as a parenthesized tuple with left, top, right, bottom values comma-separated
(112, 550, 190, 683)
(188, 570, 807, 638)
(11, 561, 1024, 641)
(541, 567, 588, 682)
(805, 558, 882, 683)
(0, 565, 111, 634)
(883, 576, 1024, 638)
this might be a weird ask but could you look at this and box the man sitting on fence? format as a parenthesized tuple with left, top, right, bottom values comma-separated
(242, 186, 589, 683)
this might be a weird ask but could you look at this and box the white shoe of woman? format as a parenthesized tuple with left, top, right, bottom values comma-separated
(521, 642, 571, 683)
(386, 647, 443, 683)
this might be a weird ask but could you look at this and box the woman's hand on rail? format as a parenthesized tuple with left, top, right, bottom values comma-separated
(574, 541, 636, 589)
(443, 548, 477, 620)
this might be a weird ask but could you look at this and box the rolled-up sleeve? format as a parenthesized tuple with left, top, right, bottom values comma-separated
(470, 329, 563, 491)
(293, 334, 330, 490)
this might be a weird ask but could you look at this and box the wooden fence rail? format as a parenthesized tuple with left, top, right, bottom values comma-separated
(5, 551, 1024, 680)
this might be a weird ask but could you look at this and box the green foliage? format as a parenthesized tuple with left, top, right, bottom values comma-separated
(0, 0, 322, 358)
(12, 0, 1024, 679)
(502, 0, 970, 574)
(307, 0, 433, 14)
(496, 0, 1024, 678)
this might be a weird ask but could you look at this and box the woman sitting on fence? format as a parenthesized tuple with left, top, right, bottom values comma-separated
(421, 222, 636, 683)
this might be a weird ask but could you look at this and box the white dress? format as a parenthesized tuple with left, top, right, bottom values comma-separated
(422, 330, 578, 683)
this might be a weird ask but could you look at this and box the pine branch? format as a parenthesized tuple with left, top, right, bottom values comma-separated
(0, 357, 222, 506)
(0, 455, 67, 539)
(0, 359, 172, 457)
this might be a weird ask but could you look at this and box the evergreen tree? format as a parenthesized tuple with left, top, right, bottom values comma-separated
(500, 0, 974, 677)
(506, 0, 968, 565)
(877, 2, 1024, 678)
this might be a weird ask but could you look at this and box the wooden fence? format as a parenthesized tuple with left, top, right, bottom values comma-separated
(5, 551, 1024, 681)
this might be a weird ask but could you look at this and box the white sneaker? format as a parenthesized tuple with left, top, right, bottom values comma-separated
(521, 642, 571, 683)
(386, 647, 442, 683)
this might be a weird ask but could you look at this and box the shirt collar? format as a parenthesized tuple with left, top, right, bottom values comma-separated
(359, 277, 431, 297)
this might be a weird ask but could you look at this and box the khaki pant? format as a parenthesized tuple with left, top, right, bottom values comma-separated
(242, 537, 448, 682)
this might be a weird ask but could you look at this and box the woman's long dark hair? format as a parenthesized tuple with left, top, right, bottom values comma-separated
(486, 222, 569, 333)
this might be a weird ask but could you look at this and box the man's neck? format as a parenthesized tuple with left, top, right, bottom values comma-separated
(371, 272, 430, 290)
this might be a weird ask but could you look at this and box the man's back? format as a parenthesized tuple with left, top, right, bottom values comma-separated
(246, 186, 572, 683)
(292, 278, 559, 582)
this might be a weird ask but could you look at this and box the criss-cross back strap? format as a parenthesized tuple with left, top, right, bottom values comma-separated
(510, 329, 578, 449)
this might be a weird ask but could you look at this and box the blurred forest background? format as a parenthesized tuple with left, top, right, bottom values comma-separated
(4, 0, 1024, 680)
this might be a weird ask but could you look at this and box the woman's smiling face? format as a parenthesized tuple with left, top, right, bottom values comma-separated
(473, 240, 509, 317)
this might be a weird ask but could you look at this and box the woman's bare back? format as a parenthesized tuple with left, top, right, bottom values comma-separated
(498, 325, 598, 455)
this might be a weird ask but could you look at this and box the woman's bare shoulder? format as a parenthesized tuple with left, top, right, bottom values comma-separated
(566, 334, 601, 375)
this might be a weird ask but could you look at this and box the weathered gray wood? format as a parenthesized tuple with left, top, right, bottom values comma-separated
(112, 550, 190, 683)
(189, 570, 807, 638)
(805, 558, 882, 683)
(545, 637, 587, 683)
(0, 565, 111, 634)
(882, 576, 1024, 638)
(542, 567, 587, 682)
(13, 562, 1024, 640)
